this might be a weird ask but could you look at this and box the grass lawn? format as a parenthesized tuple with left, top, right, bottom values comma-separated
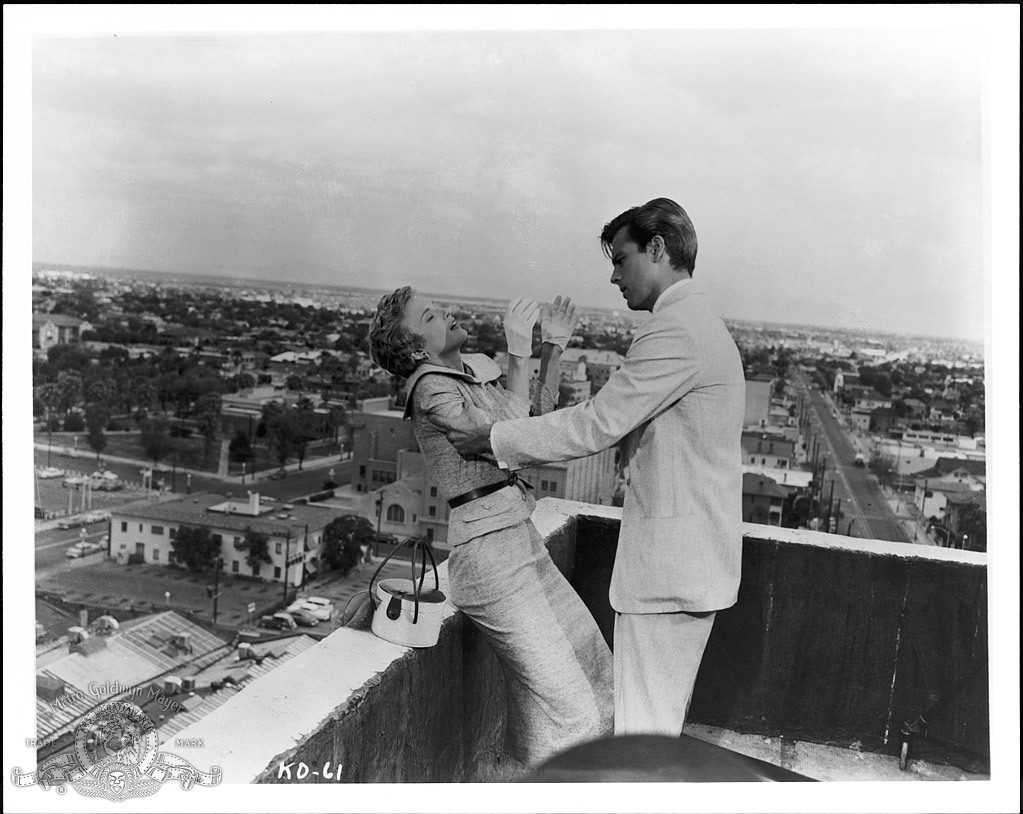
(38, 430, 341, 475)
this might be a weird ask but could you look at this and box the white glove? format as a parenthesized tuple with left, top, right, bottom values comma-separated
(541, 295, 578, 350)
(504, 296, 540, 357)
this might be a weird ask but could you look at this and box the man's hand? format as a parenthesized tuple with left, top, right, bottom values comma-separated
(428, 401, 496, 456)
(541, 295, 578, 350)
(504, 296, 541, 358)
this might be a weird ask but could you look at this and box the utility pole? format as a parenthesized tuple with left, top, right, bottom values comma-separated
(283, 531, 291, 605)
(826, 478, 836, 530)
(209, 558, 224, 625)
(171, 424, 178, 492)
(375, 489, 384, 558)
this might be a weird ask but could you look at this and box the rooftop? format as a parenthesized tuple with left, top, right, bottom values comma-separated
(164, 500, 991, 789)
(112, 491, 337, 535)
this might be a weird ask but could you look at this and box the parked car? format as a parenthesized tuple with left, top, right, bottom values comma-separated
(65, 541, 104, 559)
(286, 600, 332, 622)
(302, 596, 336, 614)
(268, 470, 288, 480)
(90, 471, 123, 491)
(854, 453, 866, 467)
(259, 612, 297, 630)
(287, 609, 321, 627)
(37, 467, 66, 479)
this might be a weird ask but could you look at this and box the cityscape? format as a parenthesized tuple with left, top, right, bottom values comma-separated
(24, 260, 992, 784)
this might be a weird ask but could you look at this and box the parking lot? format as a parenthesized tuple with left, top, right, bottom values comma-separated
(35, 466, 157, 521)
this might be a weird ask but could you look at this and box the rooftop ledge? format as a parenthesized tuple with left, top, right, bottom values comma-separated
(170, 499, 989, 783)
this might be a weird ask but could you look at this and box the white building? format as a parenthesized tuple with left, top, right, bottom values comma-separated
(109, 492, 341, 584)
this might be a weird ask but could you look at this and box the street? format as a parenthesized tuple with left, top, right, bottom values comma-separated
(798, 373, 912, 544)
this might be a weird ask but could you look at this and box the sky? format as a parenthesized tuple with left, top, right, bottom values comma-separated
(3, 7, 1020, 814)
(20, 11, 1006, 341)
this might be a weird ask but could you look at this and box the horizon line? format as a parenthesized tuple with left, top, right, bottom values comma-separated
(31, 260, 986, 347)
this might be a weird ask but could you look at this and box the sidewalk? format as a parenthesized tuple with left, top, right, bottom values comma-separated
(35, 442, 352, 485)
(883, 492, 933, 546)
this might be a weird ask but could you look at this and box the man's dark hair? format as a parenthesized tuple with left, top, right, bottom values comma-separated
(600, 197, 698, 275)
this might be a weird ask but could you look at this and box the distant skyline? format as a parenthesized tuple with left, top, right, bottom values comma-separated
(31, 260, 987, 348)
(27, 23, 999, 342)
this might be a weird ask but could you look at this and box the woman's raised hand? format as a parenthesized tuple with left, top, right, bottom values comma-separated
(541, 295, 578, 350)
(504, 296, 541, 358)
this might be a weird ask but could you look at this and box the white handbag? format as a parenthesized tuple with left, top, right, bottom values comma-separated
(369, 538, 447, 648)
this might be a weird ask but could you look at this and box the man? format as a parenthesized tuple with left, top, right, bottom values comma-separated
(432, 198, 746, 737)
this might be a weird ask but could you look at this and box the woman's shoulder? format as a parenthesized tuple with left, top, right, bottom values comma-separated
(462, 353, 502, 383)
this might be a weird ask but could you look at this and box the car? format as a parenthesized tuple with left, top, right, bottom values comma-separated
(259, 612, 297, 630)
(302, 596, 336, 613)
(82, 511, 111, 524)
(268, 470, 288, 480)
(286, 600, 332, 622)
(287, 609, 321, 627)
(37, 467, 66, 479)
(65, 541, 104, 559)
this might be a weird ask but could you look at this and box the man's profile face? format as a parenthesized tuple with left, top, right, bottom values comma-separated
(608, 226, 662, 312)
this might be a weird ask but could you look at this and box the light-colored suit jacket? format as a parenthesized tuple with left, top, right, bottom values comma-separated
(491, 283, 746, 614)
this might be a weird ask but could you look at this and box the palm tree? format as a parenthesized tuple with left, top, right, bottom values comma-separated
(35, 382, 60, 466)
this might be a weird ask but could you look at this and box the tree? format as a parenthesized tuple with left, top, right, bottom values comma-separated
(868, 451, 897, 489)
(193, 392, 222, 465)
(131, 379, 158, 418)
(326, 403, 349, 453)
(321, 515, 374, 576)
(955, 503, 987, 552)
(261, 402, 293, 471)
(238, 528, 273, 571)
(63, 413, 86, 432)
(290, 400, 321, 470)
(46, 343, 92, 373)
(36, 382, 60, 463)
(171, 525, 220, 572)
(85, 377, 117, 408)
(84, 403, 110, 462)
(55, 370, 83, 419)
(140, 416, 173, 465)
(228, 429, 253, 463)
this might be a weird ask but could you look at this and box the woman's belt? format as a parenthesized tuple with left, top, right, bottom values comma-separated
(447, 472, 532, 509)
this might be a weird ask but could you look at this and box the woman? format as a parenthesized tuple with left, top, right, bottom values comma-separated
(368, 287, 613, 767)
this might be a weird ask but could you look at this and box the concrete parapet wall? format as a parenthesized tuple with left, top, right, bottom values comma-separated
(171, 506, 581, 783)
(170, 501, 988, 781)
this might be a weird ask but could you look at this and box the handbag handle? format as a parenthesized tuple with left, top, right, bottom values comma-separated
(368, 537, 441, 624)
(409, 538, 440, 624)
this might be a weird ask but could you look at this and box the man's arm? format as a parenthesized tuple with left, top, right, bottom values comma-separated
(433, 320, 700, 465)
(434, 402, 495, 456)
(490, 321, 700, 469)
